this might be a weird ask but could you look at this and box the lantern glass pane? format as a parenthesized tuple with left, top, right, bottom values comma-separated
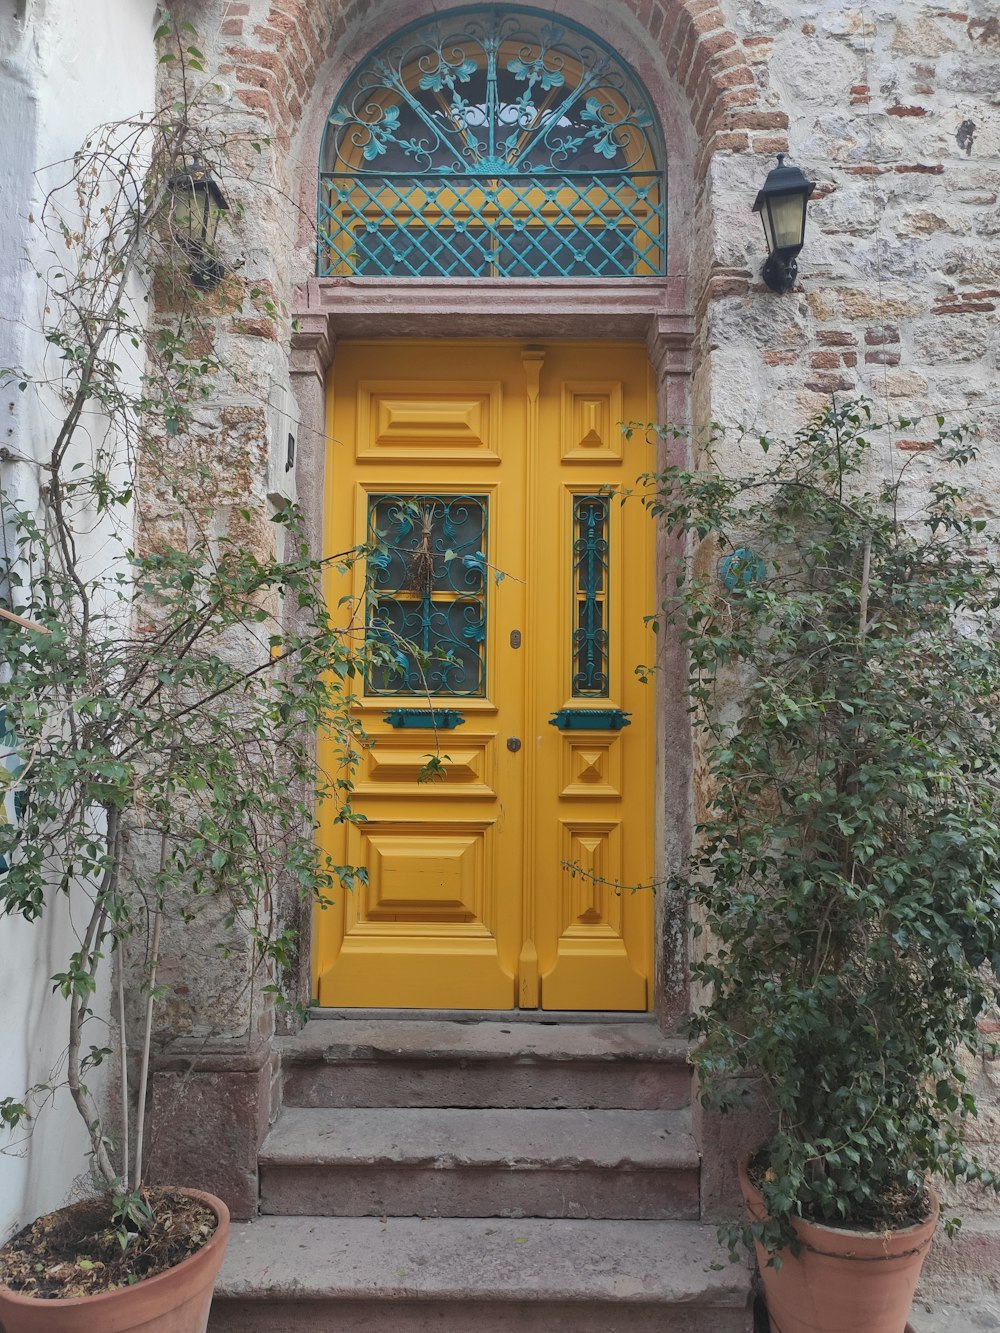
(759, 206, 776, 254)
(768, 192, 806, 253)
(202, 194, 221, 249)
(170, 186, 197, 243)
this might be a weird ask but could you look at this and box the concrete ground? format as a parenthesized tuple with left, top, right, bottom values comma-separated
(909, 1298, 1000, 1333)
(750, 1287, 1000, 1332)
(751, 1297, 1000, 1333)
(910, 1215, 1000, 1332)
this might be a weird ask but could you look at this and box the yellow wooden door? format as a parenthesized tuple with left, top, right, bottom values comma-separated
(315, 340, 653, 1010)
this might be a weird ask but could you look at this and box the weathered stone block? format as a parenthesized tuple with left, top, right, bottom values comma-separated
(147, 1037, 273, 1220)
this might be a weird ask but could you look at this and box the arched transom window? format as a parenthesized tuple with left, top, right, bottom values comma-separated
(319, 6, 666, 278)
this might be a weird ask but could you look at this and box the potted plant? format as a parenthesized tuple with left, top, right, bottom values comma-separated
(640, 398, 1000, 1332)
(0, 18, 359, 1330)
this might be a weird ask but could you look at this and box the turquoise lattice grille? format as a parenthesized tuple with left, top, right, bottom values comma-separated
(366, 495, 489, 698)
(573, 495, 610, 697)
(319, 7, 666, 279)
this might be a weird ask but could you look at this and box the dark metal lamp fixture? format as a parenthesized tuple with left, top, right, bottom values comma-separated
(752, 155, 816, 293)
(167, 160, 230, 290)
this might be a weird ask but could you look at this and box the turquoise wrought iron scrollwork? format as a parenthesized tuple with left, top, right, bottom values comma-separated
(573, 495, 610, 697)
(319, 7, 666, 278)
(366, 494, 488, 697)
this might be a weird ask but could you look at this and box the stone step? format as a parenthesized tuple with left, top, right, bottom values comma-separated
(209, 1215, 753, 1333)
(279, 1017, 691, 1110)
(259, 1105, 700, 1220)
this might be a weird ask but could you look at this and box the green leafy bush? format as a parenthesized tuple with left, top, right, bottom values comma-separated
(0, 16, 368, 1210)
(641, 398, 1000, 1253)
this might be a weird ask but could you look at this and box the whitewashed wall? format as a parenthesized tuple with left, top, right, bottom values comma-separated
(0, 0, 158, 1241)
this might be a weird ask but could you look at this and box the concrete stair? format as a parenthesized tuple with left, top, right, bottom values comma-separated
(210, 1215, 749, 1332)
(209, 1016, 753, 1331)
(279, 1016, 693, 1109)
(259, 1105, 700, 1219)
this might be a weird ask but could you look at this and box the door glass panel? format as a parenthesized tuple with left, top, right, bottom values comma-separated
(366, 494, 488, 697)
(572, 495, 610, 697)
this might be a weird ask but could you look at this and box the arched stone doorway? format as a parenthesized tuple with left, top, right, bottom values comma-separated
(149, 0, 785, 1214)
(289, 4, 699, 1021)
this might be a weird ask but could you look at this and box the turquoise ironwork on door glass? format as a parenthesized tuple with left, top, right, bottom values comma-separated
(319, 7, 666, 278)
(573, 495, 610, 697)
(366, 495, 489, 697)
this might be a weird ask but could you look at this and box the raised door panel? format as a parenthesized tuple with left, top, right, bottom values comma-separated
(560, 381, 625, 462)
(358, 734, 496, 798)
(356, 380, 503, 463)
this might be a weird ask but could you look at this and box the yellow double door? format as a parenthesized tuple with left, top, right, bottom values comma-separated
(315, 340, 653, 1010)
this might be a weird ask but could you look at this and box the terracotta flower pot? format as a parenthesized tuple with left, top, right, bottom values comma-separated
(740, 1160, 938, 1333)
(0, 1188, 230, 1333)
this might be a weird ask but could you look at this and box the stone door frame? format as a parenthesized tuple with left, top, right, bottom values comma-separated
(288, 278, 695, 1029)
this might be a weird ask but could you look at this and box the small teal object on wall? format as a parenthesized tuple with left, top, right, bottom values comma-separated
(719, 548, 766, 590)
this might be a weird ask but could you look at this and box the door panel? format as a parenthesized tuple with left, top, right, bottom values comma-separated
(531, 345, 653, 1009)
(315, 340, 652, 1010)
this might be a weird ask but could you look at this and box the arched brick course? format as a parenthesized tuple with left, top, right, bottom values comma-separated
(216, 0, 786, 173)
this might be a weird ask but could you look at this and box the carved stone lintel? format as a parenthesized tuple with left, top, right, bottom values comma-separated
(303, 276, 689, 341)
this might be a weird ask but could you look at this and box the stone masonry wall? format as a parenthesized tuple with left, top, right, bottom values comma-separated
(703, 0, 999, 446)
(705, 0, 1000, 1236)
(700, 0, 1000, 1301)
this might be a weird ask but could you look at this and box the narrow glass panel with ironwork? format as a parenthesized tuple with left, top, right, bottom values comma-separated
(572, 495, 610, 697)
(319, 9, 666, 279)
(366, 495, 488, 698)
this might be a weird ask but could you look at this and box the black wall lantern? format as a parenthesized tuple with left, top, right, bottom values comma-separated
(752, 154, 816, 294)
(167, 160, 230, 290)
